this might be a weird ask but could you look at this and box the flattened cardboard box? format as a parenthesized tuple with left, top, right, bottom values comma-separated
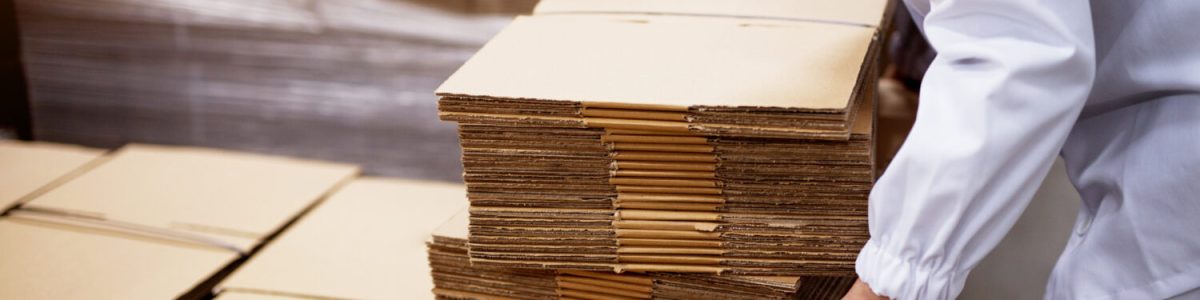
(0, 141, 106, 210)
(0, 216, 237, 300)
(437, 15, 873, 110)
(436, 13, 882, 140)
(218, 178, 465, 299)
(438, 0, 896, 139)
(19, 143, 359, 251)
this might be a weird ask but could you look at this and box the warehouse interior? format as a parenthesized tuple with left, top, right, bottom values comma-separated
(0, 1, 1086, 299)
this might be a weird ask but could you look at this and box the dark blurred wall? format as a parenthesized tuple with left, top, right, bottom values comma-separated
(408, 0, 539, 15)
(0, 0, 30, 140)
(16, 0, 517, 181)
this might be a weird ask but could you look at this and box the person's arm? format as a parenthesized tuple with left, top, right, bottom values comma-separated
(852, 0, 1096, 299)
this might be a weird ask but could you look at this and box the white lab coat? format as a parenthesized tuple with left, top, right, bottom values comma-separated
(855, 0, 1200, 299)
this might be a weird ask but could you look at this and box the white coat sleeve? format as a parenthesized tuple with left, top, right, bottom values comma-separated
(855, 0, 1096, 299)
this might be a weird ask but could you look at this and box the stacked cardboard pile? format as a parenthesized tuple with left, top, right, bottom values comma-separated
(430, 209, 561, 299)
(216, 178, 465, 299)
(436, 0, 892, 276)
(429, 209, 857, 299)
(409, 0, 541, 15)
(17, 0, 510, 180)
(0, 144, 357, 299)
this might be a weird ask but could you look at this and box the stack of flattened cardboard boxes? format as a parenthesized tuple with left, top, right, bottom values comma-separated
(431, 0, 894, 298)
(429, 209, 858, 299)
(0, 143, 358, 300)
(426, 0, 895, 298)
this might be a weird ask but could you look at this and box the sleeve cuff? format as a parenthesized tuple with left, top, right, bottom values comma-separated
(855, 240, 968, 300)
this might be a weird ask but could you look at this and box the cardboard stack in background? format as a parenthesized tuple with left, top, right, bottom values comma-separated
(0, 141, 106, 212)
(0, 143, 358, 300)
(437, 0, 893, 276)
(215, 178, 465, 299)
(15, 0, 513, 181)
(409, 0, 541, 15)
(429, 209, 857, 299)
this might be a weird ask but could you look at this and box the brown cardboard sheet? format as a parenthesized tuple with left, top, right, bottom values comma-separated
(0, 217, 237, 300)
(613, 170, 715, 179)
(436, 15, 874, 112)
(582, 108, 687, 122)
(533, 0, 890, 28)
(19, 144, 359, 251)
(218, 178, 466, 300)
(0, 141, 106, 210)
(602, 134, 708, 145)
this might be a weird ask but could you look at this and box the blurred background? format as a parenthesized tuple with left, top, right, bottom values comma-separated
(0, 1, 1079, 298)
(3, 0, 534, 181)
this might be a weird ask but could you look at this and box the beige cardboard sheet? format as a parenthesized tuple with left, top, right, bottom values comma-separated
(434, 207, 472, 241)
(0, 218, 237, 300)
(213, 292, 298, 300)
(20, 144, 359, 250)
(219, 178, 466, 300)
(0, 141, 105, 209)
(534, 0, 889, 27)
(437, 15, 874, 111)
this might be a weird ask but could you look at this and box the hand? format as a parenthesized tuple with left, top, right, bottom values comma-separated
(842, 278, 889, 300)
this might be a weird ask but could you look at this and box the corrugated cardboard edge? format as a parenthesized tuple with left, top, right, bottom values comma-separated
(533, 0, 891, 28)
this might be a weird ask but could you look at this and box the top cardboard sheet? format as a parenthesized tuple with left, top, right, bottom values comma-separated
(0, 218, 237, 300)
(218, 178, 466, 300)
(213, 292, 296, 300)
(534, 0, 890, 28)
(0, 141, 105, 209)
(20, 144, 359, 251)
(436, 15, 875, 112)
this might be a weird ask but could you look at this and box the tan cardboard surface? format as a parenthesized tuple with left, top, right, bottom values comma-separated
(219, 178, 466, 300)
(435, 207, 472, 240)
(21, 144, 358, 250)
(0, 218, 237, 300)
(214, 292, 299, 300)
(437, 15, 874, 111)
(0, 141, 105, 209)
(534, 0, 889, 27)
